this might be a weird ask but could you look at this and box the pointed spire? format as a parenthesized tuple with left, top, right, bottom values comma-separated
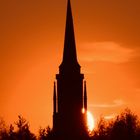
(84, 81, 87, 111)
(60, 0, 80, 69)
(53, 82, 57, 114)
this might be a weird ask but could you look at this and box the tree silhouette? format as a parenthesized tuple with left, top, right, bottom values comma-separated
(91, 109, 140, 140)
(110, 109, 140, 140)
(38, 126, 53, 140)
(0, 109, 140, 140)
(0, 115, 36, 140)
(0, 118, 9, 140)
(14, 115, 36, 140)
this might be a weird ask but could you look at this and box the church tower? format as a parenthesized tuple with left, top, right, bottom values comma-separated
(53, 0, 88, 138)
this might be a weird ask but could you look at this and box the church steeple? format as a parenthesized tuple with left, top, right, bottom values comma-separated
(60, 0, 80, 72)
(53, 0, 88, 138)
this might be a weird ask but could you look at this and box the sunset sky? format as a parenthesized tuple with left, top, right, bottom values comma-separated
(1, 0, 140, 133)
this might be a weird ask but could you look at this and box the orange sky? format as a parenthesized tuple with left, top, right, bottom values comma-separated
(0, 0, 140, 133)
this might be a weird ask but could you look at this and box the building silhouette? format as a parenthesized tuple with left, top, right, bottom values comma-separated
(53, 0, 88, 139)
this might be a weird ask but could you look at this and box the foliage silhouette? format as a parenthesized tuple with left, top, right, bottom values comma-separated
(91, 109, 140, 140)
(0, 115, 36, 140)
(38, 126, 54, 140)
(0, 109, 140, 140)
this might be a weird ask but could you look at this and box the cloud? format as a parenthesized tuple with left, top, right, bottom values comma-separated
(80, 42, 134, 63)
(89, 99, 125, 108)
(104, 114, 116, 120)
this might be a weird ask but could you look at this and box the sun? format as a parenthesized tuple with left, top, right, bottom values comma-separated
(82, 109, 95, 132)
(87, 111, 95, 132)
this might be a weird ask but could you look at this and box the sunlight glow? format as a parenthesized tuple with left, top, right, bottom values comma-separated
(87, 111, 95, 132)
(82, 108, 95, 132)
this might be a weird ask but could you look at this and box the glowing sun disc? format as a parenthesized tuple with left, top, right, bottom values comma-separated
(87, 111, 95, 132)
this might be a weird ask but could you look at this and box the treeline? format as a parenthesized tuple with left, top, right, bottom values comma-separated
(92, 109, 140, 140)
(0, 115, 52, 140)
(0, 109, 140, 140)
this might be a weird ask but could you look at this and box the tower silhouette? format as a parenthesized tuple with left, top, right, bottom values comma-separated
(53, 0, 88, 139)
